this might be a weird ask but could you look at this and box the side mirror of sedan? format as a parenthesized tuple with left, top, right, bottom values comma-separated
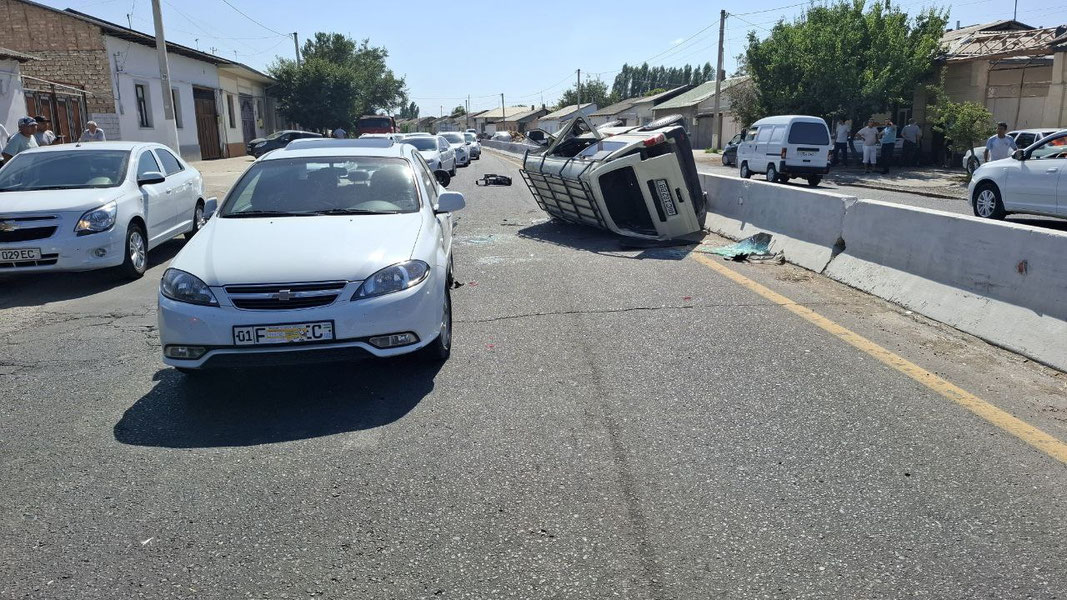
(435, 190, 465, 213)
(137, 171, 166, 185)
(1012, 149, 1026, 161)
(204, 196, 218, 221)
(434, 169, 451, 187)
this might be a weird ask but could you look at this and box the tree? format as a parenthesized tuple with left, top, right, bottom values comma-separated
(268, 33, 408, 130)
(398, 101, 419, 120)
(737, 1, 947, 125)
(610, 62, 716, 99)
(556, 78, 612, 109)
(450, 105, 466, 118)
(929, 94, 993, 178)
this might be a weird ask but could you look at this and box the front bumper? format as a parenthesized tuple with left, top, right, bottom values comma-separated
(0, 221, 126, 273)
(158, 273, 446, 369)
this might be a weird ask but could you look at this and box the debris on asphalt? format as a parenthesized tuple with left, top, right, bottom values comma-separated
(476, 174, 512, 186)
(699, 233, 784, 263)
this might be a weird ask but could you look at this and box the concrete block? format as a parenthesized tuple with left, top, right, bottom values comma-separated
(699, 172, 856, 272)
(825, 199, 1067, 371)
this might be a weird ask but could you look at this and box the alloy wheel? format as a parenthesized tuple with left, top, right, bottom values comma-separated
(976, 189, 996, 218)
(129, 230, 146, 272)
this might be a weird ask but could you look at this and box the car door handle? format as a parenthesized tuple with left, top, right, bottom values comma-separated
(1046, 167, 1058, 173)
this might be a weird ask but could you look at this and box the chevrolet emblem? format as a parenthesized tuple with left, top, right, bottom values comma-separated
(0, 221, 17, 232)
(273, 289, 292, 301)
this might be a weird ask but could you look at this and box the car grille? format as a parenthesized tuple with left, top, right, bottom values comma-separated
(0, 215, 59, 242)
(225, 281, 347, 310)
(0, 253, 59, 268)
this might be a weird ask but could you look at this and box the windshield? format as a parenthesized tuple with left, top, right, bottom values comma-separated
(220, 157, 420, 216)
(463, 133, 476, 142)
(442, 133, 464, 143)
(406, 137, 438, 151)
(0, 150, 129, 191)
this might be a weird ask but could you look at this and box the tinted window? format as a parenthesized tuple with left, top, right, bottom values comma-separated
(155, 149, 184, 175)
(137, 150, 161, 177)
(442, 133, 464, 143)
(221, 157, 420, 216)
(0, 150, 129, 191)
(787, 122, 830, 145)
(1015, 133, 1035, 148)
(406, 137, 438, 151)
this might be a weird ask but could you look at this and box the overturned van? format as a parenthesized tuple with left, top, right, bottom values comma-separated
(519, 115, 706, 240)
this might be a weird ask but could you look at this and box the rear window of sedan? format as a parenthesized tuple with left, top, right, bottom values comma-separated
(442, 133, 465, 143)
(405, 137, 438, 151)
(220, 157, 420, 217)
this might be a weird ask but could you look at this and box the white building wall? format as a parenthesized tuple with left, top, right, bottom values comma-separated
(105, 36, 219, 160)
(217, 70, 271, 155)
(0, 58, 27, 144)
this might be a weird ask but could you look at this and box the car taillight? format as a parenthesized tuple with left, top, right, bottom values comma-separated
(781, 148, 787, 158)
(643, 133, 666, 147)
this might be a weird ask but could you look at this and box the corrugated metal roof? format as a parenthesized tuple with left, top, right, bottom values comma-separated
(475, 105, 539, 121)
(653, 78, 744, 110)
(540, 103, 595, 120)
(0, 46, 36, 62)
(940, 23, 1066, 61)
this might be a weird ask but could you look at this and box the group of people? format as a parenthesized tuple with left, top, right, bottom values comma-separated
(833, 117, 923, 174)
(0, 115, 106, 162)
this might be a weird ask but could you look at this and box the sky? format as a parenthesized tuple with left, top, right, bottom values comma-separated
(37, 0, 1067, 116)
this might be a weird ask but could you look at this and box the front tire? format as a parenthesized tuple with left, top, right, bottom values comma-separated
(185, 201, 205, 241)
(721, 153, 730, 166)
(118, 222, 148, 279)
(449, 161, 457, 177)
(973, 182, 1006, 219)
(966, 156, 980, 175)
(765, 163, 778, 183)
(739, 162, 751, 179)
(420, 287, 452, 361)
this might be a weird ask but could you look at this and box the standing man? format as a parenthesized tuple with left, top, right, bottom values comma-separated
(879, 119, 896, 174)
(332, 127, 347, 139)
(33, 115, 56, 146)
(855, 119, 880, 174)
(834, 117, 850, 167)
(900, 118, 921, 166)
(78, 120, 106, 142)
(2, 116, 39, 162)
(984, 122, 1017, 164)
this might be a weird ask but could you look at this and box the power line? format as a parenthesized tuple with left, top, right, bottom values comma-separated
(217, 0, 290, 38)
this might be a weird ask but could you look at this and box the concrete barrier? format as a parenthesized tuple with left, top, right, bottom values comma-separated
(824, 200, 1067, 371)
(699, 173, 856, 272)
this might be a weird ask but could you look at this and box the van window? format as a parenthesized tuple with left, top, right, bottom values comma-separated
(787, 122, 830, 145)
(756, 127, 773, 143)
(744, 128, 758, 142)
(769, 126, 785, 143)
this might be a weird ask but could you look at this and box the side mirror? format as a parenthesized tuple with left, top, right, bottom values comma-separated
(137, 171, 166, 185)
(1012, 149, 1026, 161)
(204, 196, 218, 221)
(435, 190, 465, 213)
(434, 169, 451, 187)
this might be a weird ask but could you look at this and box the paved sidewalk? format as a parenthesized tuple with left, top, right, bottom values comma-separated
(189, 155, 255, 199)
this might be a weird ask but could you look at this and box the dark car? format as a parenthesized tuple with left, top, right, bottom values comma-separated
(721, 132, 743, 166)
(247, 130, 323, 157)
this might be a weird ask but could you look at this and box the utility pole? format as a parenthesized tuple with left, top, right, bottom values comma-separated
(577, 69, 581, 106)
(712, 9, 726, 150)
(466, 95, 470, 129)
(149, 0, 180, 153)
(500, 93, 505, 123)
(1013, 0, 1018, 20)
(292, 32, 301, 66)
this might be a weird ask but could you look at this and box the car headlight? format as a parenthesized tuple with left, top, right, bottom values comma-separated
(353, 260, 430, 299)
(160, 268, 218, 306)
(74, 201, 117, 235)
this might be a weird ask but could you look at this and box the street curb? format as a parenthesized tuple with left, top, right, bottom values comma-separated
(830, 178, 967, 201)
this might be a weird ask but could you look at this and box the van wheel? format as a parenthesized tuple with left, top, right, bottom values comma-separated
(973, 182, 1006, 219)
(739, 162, 751, 179)
(765, 164, 778, 183)
(118, 222, 148, 279)
(807, 176, 822, 187)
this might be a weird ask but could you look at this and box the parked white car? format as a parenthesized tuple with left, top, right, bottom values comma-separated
(737, 115, 832, 186)
(157, 138, 465, 372)
(968, 129, 1067, 220)
(402, 135, 456, 174)
(440, 132, 470, 167)
(962, 128, 1059, 174)
(463, 132, 481, 160)
(0, 142, 208, 278)
(359, 133, 403, 142)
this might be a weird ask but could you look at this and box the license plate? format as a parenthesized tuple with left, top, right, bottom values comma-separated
(799, 150, 816, 157)
(233, 321, 335, 346)
(0, 248, 41, 261)
(653, 179, 677, 217)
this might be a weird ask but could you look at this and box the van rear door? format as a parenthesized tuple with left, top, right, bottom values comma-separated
(785, 121, 831, 169)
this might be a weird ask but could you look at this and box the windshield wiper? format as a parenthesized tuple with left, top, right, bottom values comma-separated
(224, 210, 316, 218)
(309, 208, 398, 215)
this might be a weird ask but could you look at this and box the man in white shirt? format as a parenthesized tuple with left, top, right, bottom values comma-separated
(33, 115, 56, 146)
(2, 116, 39, 162)
(834, 117, 851, 166)
(984, 122, 1017, 163)
(855, 119, 880, 173)
(900, 119, 921, 166)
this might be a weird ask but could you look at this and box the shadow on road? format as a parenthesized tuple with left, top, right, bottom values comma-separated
(0, 238, 184, 309)
(114, 359, 440, 448)
(516, 219, 704, 261)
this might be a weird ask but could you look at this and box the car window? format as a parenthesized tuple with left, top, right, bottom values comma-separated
(154, 149, 184, 175)
(787, 122, 830, 145)
(0, 150, 130, 191)
(220, 157, 420, 216)
(756, 127, 773, 143)
(730, 133, 743, 144)
(406, 137, 438, 151)
(137, 150, 162, 178)
(744, 128, 758, 142)
(769, 125, 785, 143)
(414, 156, 439, 203)
(1015, 133, 1035, 148)
(438, 137, 450, 151)
(1030, 135, 1067, 160)
(463, 133, 476, 143)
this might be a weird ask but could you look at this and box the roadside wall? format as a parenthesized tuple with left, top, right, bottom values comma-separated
(699, 172, 1067, 372)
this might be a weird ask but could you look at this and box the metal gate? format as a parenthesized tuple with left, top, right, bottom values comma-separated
(193, 87, 222, 160)
(22, 77, 87, 145)
(239, 94, 255, 144)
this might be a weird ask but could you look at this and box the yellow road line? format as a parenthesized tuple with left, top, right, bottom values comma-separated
(691, 252, 1067, 465)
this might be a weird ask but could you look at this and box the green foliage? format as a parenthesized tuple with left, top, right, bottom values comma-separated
(644, 88, 667, 97)
(450, 105, 466, 118)
(398, 101, 419, 120)
(610, 62, 715, 99)
(268, 33, 407, 131)
(556, 78, 612, 110)
(930, 95, 993, 176)
(735, 0, 947, 124)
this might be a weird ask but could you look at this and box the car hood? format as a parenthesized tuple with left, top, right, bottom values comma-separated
(0, 187, 128, 214)
(248, 137, 266, 145)
(173, 212, 425, 285)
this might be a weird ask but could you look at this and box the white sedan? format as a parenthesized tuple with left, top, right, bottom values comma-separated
(0, 142, 208, 278)
(440, 132, 470, 167)
(968, 129, 1067, 220)
(157, 138, 465, 372)
(402, 135, 456, 175)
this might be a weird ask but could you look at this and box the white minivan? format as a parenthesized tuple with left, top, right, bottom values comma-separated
(736, 115, 832, 186)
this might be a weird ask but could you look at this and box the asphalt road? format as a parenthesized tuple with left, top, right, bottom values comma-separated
(1, 151, 1066, 599)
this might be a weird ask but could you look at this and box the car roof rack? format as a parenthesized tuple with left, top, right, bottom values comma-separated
(285, 138, 394, 150)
